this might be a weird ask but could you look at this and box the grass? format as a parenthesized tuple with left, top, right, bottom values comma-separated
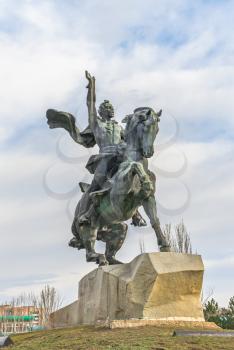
(10, 325, 234, 350)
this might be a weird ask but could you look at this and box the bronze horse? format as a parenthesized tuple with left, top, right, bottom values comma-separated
(70, 107, 170, 265)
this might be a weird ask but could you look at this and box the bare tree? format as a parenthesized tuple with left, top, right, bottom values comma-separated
(174, 220, 192, 254)
(0, 285, 62, 332)
(38, 285, 62, 327)
(201, 287, 214, 306)
(163, 220, 193, 254)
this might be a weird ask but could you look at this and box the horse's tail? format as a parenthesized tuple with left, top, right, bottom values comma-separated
(69, 218, 85, 249)
(71, 219, 78, 237)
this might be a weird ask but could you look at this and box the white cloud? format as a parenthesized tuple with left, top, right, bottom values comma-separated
(0, 0, 234, 307)
(0, 0, 233, 131)
(205, 256, 234, 269)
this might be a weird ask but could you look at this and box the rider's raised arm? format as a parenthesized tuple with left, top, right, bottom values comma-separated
(85, 70, 98, 132)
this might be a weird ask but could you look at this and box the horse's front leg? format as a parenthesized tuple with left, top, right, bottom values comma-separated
(142, 195, 170, 252)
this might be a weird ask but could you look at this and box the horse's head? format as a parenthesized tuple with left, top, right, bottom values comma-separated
(133, 107, 161, 158)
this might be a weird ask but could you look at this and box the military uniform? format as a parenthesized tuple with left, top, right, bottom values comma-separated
(85, 117, 125, 194)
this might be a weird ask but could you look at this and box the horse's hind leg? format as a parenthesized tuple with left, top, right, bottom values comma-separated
(79, 224, 107, 265)
(104, 223, 128, 265)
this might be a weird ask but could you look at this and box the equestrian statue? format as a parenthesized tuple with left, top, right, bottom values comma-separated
(46, 71, 170, 265)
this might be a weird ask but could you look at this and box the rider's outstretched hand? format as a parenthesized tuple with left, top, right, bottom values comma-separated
(85, 70, 95, 95)
(85, 70, 92, 81)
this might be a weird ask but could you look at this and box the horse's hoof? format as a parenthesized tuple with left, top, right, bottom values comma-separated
(131, 218, 147, 227)
(98, 254, 109, 266)
(68, 238, 78, 248)
(160, 245, 171, 252)
(86, 252, 100, 262)
(106, 256, 123, 265)
(68, 237, 84, 249)
(138, 219, 147, 227)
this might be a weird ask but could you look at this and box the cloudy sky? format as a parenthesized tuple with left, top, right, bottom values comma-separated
(0, 0, 233, 307)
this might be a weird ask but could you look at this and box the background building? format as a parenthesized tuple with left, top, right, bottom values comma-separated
(0, 305, 40, 334)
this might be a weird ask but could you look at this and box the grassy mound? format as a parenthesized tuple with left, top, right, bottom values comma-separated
(11, 325, 234, 350)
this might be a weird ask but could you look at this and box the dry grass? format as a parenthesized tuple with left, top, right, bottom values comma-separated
(10, 325, 234, 350)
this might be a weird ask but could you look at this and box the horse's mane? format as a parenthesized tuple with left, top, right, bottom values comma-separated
(124, 115, 140, 142)
(124, 107, 157, 143)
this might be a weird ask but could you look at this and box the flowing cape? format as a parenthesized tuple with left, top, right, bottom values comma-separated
(46, 109, 96, 148)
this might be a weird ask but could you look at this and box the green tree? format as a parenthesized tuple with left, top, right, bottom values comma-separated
(228, 296, 234, 315)
(204, 298, 219, 320)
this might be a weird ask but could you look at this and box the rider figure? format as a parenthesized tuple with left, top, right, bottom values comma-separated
(78, 72, 126, 224)
(46, 71, 146, 227)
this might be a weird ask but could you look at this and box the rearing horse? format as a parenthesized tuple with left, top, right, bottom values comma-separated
(71, 107, 170, 265)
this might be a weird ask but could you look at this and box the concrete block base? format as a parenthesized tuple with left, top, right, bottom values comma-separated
(50, 253, 206, 328)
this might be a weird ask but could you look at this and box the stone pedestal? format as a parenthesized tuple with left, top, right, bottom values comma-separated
(50, 253, 205, 328)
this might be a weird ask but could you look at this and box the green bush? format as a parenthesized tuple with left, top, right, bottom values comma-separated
(207, 315, 234, 329)
(204, 296, 234, 329)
